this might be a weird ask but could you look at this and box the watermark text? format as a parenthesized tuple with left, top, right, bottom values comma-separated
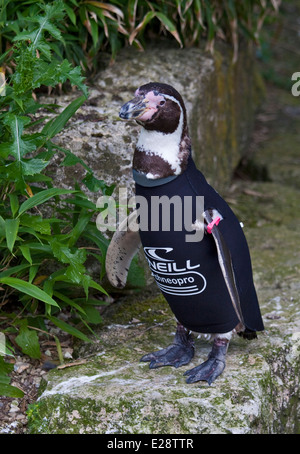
(0, 332, 5, 356)
(291, 72, 300, 96)
(96, 188, 204, 242)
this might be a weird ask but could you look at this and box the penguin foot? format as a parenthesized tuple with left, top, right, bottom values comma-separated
(140, 324, 194, 369)
(184, 357, 225, 385)
(184, 337, 228, 385)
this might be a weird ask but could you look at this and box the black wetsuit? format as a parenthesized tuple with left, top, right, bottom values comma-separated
(134, 155, 264, 334)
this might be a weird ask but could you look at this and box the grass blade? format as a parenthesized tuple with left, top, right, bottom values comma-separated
(42, 94, 87, 140)
(18, 188, 76, 217)
(155, 12, 183, 47)
(48, 315, 91, 342)
(5, 218, 20, 253)
(0, 277, 60, 307)
(0, 383, 24, 398)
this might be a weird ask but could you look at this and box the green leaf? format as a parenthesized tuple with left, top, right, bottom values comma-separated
(60, 149, 88, 168)
(65, 263, 86, 284)
(42, 95, 87, 140)
(68, 209, 93, 247)
(48, 315, 91, 342)
(3, 161, 23, 188)
(49, 239, 87, 266)
(64, 197, 96, 211)
(0, 216, 5, 238)
(53, 291, 86, 315)
(67, 66, 88, 96)
(15, 326, 41, 359)
(83, 225, 109, 257)
(19, 245, 32, 265)
(90, 18, 99, 48)
(81, 305, 102, 324)
(65, 4, 77, 25)
(5, 218, 20, 253)
(14, 0, 66, 58)
(20, 214, 51, 235)
(83, 275, 107, 296)
(130, 10, 156, 44)
(82, 172, 108, 192)
(0, 277, 60, 307)
(155, 12, 182, 47)
(29, 265, 39, 284)
(0, 264, 31, 279)
(3, 114, 36, 160)
(37, 16, 63, 42)
(0, 383, 24, 398)
(0, 142, 11, 158)
(21, 242, 52, 255)
(18, 188, 76, 217)
(21, 158, 49, 176)
(54, 144, 91, 172)
(0, 357, 13, 376)
(32, 59, 86, 94)
(9, 194, 19, 218)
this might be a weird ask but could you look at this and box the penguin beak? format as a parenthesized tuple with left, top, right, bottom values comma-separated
(119, 96, 148, 120)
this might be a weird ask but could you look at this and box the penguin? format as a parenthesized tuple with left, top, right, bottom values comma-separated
(105, 82, 264, 385)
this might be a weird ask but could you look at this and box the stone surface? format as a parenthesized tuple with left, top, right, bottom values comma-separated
(29, 281, 299, 434)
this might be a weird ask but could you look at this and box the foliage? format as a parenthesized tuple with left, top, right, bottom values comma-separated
(0, 356, 24, 397)
(0, 0, 280, 398)
(1, 0, 281, 71)
(0, 1, 116, 396)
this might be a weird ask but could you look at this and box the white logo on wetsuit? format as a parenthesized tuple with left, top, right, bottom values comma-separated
(144, 247, 207, 297)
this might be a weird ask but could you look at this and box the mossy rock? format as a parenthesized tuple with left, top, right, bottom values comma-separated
(29, 326, 299, 433)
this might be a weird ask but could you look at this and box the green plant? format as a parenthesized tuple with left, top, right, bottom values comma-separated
(1, 1, 281, 73)
(0, 0, 280, 399)
(0, 356, 24, 397)
(0, 2, 116, 396)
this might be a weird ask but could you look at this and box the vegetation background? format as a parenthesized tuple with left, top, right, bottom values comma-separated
(0, 0, 280, 398)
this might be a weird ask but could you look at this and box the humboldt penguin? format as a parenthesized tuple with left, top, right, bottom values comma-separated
(105, 82, 264, 385)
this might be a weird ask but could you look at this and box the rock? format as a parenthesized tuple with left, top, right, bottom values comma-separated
(63, 349, 73, 359)
(9, 401, 20, 413)
(28, 291, 299, 433)
(14, 362, 30, 374)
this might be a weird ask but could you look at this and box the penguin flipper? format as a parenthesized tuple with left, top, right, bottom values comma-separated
(105, 211, 141, 289)
(203, 210, 245, 330)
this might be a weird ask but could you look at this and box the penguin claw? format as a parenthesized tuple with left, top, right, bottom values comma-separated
(184, 337, 228, 385)
(184, 358, 225, 385)
(140, 343, 194, 369)
(140, 323, 194, 369)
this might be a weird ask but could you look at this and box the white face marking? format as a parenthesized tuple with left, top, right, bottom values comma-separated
(136, 94, 184, 175)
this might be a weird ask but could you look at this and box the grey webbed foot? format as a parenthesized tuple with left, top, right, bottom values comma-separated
(184, 337, 228, 385)
(140, 324, 194, 369)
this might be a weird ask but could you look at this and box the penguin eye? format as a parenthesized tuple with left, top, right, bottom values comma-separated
(159, 99, 166, 106)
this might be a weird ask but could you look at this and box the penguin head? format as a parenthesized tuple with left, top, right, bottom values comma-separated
(119, 82, 187, 134)
(120, 82, 191, 178)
